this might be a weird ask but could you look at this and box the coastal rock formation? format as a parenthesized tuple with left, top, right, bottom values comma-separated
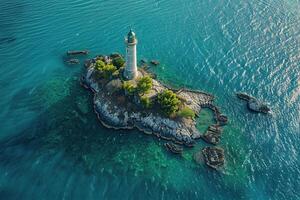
(202, 146, 225, 169)
(165, 142, 183, 154)
(236, 92, 270, 114)
(201, 125, 222, 145)
(67, 50, 89, 56)
(82, 57, 215, 145)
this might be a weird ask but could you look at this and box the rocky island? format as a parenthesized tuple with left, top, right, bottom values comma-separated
(80, 30, 227, 169)
(236, 92, 271, 114)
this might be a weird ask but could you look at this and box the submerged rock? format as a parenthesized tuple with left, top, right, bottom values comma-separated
(150, 60, 160, 65)
(66, 59, 80, 65)
(140, 59, 148, 64)
(202, 146, 225, 169)
(164, 142, 183, 154)
(193, 150, 204, 164)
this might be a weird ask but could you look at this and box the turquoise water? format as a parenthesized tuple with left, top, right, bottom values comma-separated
(0, 0, 300, 199)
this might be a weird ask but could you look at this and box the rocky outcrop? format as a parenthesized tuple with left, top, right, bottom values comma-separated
(200, 103, 228, 125)
(236, 92, 270, 114)
(165, 142, 183, 154)
(82, 59, 216, 145)
(201, 125, 222, 145)
(81, 55, 231, 170)
(202, 147, 225, 169)
(67, 50, 89, 55)
(247, 99, 270, 113)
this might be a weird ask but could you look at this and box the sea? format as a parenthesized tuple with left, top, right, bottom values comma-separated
(0, 0, 299, 199)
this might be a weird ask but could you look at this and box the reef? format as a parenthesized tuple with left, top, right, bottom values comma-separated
(81, 54, 228, 169)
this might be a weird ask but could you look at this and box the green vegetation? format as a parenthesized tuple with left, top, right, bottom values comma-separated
(112, 57, 125, 69)
(95, 60, 117, 79)
(177, 107, 195, 119)
(136, 76, 153, 95)
(158, 90, 181, 116)
(102, 64, 117, 78)
(140, 96, 152, 108)
(95, 60, 105, 70)
(122, 81, 136, 95)
(112, 70, 120, 78)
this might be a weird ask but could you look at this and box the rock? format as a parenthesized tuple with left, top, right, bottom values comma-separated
(217, 114, 228, 125)
(140, 59, 148, 63)
(201, 125, 222, 145)
(208, 124, 222, 133)
(236, 92, 252, 101)
(150, 60, 160, 65)
(84, 59, 92, 68)
(202, 131, 220, 145)
(83, 55, 216, 144)
(165, 142, 183, 154)
(247, 99, 270, 114)
(105, 79, 122, 94)
(67, 50, 89, 55)
(66, 59, 80, 65)
(202, 146, 225, 169)
(110, 52, 122, 58)
(236, 92, 271, 114)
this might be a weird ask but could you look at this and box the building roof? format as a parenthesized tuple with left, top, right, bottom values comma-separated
(127, 29, 136, 43)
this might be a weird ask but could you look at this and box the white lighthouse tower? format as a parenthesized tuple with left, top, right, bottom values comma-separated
(123, 29, 138, 80)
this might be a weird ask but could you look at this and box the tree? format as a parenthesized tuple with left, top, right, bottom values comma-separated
(157, 90, 181, 116)
(177, 107, 195, 119)
(136, 76, 153, 95)
(112, 57, 125, 69)
(95, 60, 117, 79)
(122, 81, 136, 95)
(102, 64, 117, 79)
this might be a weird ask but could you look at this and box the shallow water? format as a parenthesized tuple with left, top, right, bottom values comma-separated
(0, 0, 299, 199)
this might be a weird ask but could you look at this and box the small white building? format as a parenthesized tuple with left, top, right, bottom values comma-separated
(123, 29, 138, 80)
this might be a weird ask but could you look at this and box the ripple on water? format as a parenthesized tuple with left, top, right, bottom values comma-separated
(0, 0, 300, 199)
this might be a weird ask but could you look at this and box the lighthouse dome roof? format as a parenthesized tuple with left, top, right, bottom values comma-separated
(127, 29, 136, 43)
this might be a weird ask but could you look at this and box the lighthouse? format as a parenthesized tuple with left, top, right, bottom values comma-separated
(123, 29, 138, 80)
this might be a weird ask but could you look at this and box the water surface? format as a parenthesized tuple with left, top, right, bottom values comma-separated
(0, 0, 299, 199)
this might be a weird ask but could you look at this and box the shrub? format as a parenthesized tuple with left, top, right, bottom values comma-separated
(95, 60, 105, 70)
(140, 96, 152, 108)
(95, 60, 117, 79)
(112, 57, 125, 69)
(122, 81, 136, 95)
(136, 76, 153, 95)
(112, 70, 120, 78)
(102, 64, 117, 79)
(177, 107, 195, 119)
(157, 90, 181, 116)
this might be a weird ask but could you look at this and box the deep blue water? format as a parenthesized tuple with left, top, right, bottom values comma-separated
(0, 0, 299, 199)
